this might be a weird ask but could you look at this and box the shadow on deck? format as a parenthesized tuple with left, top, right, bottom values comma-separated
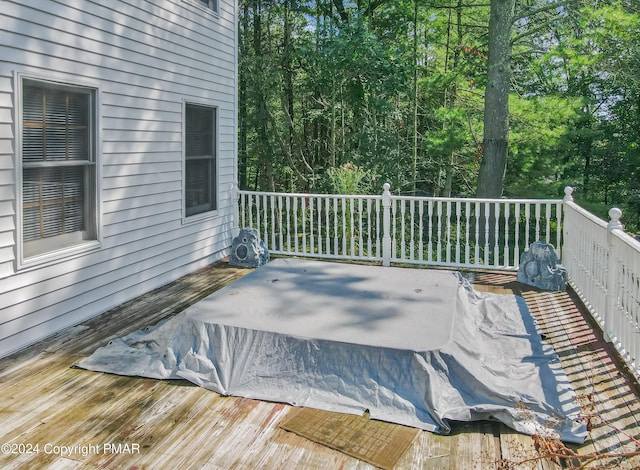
(0, 260, 638, 469)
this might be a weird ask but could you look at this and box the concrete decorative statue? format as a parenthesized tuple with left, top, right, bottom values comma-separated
(517, 241, 568, 291)
(229, 228, 269, 268)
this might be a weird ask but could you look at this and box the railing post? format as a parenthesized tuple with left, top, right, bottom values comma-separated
(605, 207, 623, 342)
(563, 186, 574, 202)
(231, 182, 240, 236)
(382, 183, 391, 267)
(560, 187, 574, 264)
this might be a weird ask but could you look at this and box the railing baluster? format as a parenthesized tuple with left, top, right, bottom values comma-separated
(285, 196, 291, 252)
(535, 203, 541, 241)
(622, 261, 631, 360)
(483, 202, 490, 266)
(317, 197, 323, 256)
(341, 198, 347, 256)
(418, 201, 424, 262)
(325, 196, 331, 255)
(524, 204, 531, 248)
(400, 199, 406, 260)
(455, 201, 461, 264)
(474, 201, 480, 265)
(250, 192, 254, 228)
(556, 201, 562, 259)
(240, 192, 246, 228)
(494, 202, 501, 267)
(301, 195, 307, 254)
(464, 201, 471, 265)
(409, 200, 415, 261)
(357, 198, 363, 257)
(545, 203, 552, 243)
(333, 196, 339, 256)
(437, 200, 443, 263)
(514, 202, 521, 267)
(631, 275, 638, 370)
(270, 195, 276, 251)
(392, 199, 397, 260)
(633, 254, 640, 370)
(504, 203, 510, 267)
(367, 198, 373, 258)
(349, 198, 355, 256)
(257, 195, 263, 245)
(293, 196, 299, 254)
(254, 193, 258, 231)
(376, 198, 381, 259)
(428, 200, 434, 262)
(309, 197, 314, 255)
(278, 195, 283, 251)
(445, 201, 452, 264)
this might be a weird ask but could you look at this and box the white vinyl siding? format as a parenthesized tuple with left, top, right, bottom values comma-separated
(0, 79, 16, 279)
(0, 0, 238, 358)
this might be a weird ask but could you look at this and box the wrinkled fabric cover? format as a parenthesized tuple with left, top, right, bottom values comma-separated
(76, 260, 586, 443)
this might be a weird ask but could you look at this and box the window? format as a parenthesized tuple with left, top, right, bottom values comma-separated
(188, 0, 217, 13)
(20, 79, 97, 259)
(199, 0, 217, 11)
(185, 103, 217, 217)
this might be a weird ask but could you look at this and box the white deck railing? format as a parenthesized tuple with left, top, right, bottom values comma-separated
(563, 194, 640, 376)
(235, 184, 640, 378)
(237, 184, 563, 270)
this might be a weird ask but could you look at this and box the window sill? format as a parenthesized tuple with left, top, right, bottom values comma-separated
(182, 208, 220, 226)
(19, 240, 101, 272)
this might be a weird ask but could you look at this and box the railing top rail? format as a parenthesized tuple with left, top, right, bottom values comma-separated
(238, 189, 563, 205)
(238, 190, 382, 200)
(564, 200, 609, 228)
(389, 194, 564, 204)
(611, 224, 640, 249)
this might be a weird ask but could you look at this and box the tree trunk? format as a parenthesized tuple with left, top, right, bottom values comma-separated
(477, 0, 515, 198)
(238, 0, 249, 190)
(253, 0, 275, 191)
(282, 0, 296, 191)
(411, 0, 419, 195)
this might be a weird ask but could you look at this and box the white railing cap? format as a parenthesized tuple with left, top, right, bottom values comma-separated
(563, 186, 574, 202)
(608, 207, 623, 231)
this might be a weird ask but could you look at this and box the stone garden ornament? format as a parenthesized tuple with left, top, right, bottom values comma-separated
(229, 228, 269, 268)
(517, 241, 568, 291)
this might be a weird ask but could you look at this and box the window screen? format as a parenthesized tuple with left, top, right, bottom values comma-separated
(21, 80, 96, 257)
(185, 104, 216, 217)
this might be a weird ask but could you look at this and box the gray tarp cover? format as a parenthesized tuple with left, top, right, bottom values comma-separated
(76, 258, 587, 443)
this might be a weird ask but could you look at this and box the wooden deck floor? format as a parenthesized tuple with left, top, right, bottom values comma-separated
(0, 260, 638, 469)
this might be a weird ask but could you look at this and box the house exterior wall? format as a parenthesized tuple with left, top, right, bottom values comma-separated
(0, 0, 238, 358)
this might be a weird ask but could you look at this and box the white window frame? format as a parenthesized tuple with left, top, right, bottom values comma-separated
(184, 0, 219, 15)
(182, 100, 219, 223)
(15, 72, 102, 269)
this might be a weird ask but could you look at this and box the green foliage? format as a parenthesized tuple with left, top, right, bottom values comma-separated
(505, 95, 581, 198)
(238, 0, 640, 228)
(326, 162, 376, 195)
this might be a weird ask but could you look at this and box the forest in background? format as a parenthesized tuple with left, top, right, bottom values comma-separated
(237, 0, 640, 230)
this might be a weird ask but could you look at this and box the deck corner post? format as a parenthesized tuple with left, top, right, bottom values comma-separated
(382, 183, 392, 267)
(231, 182, 240, 237)
(563, 186, 574, 202)
(605, 207, 623, 342)
(561, 186, 574, 265)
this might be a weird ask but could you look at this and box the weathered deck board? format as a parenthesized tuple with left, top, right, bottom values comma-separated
(0, 261, 638, 469)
